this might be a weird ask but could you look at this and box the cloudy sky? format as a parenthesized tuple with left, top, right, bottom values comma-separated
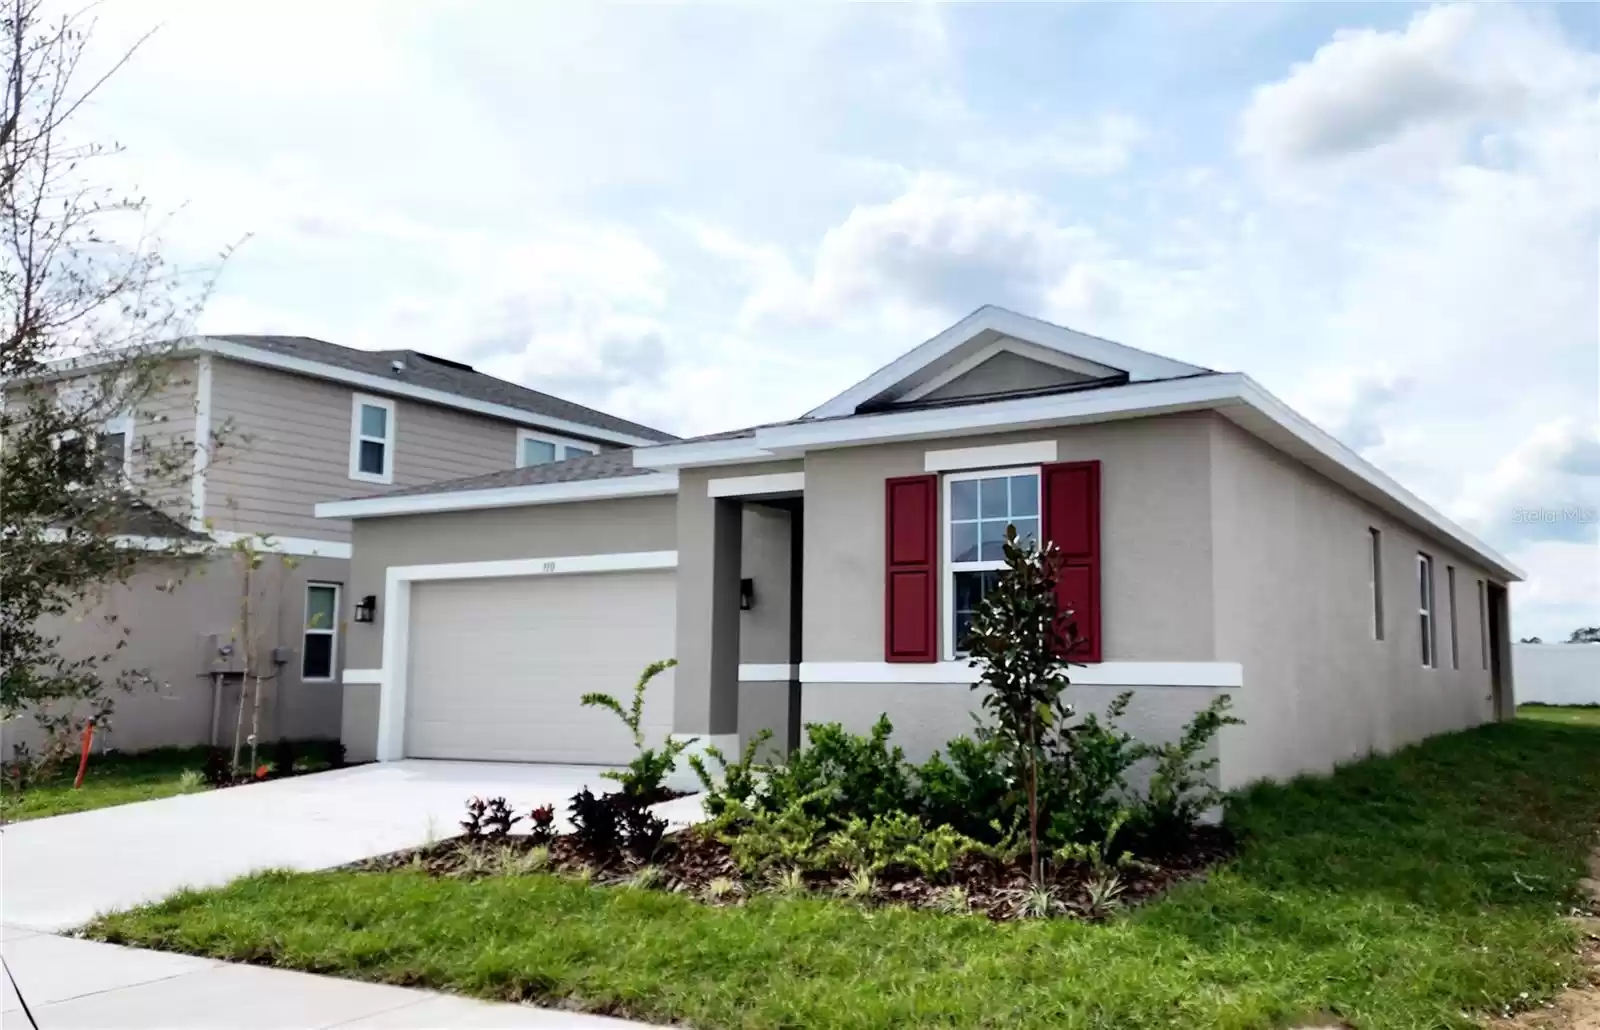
(81, 2, 1597, 639)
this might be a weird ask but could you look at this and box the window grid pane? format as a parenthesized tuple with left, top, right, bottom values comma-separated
(523, 439, 557, 466)
(306, 587, 337, 630)
(360, 404, 387, 438)
(358, 439, 385, 474)
(302, 634, 334, 680)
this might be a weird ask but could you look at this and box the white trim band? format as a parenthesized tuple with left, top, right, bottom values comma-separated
(375, 550, 679, 761)
(342, 668, 384, 685)
(315, 472, 679, 520)
(707, 472, 805, 498)
(738, 663, 799, 682)
(925, 440, 1056, 473)
(210, 531, 352, 559)
(798, 660, 1244, 688)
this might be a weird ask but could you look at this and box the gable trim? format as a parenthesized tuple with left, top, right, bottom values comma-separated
(806, 306, 1206, 420)
(314, 471, 679, 520)
(899, 338, 1118, 405)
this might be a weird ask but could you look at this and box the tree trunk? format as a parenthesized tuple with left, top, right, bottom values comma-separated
(1027, 722, 1040, 884)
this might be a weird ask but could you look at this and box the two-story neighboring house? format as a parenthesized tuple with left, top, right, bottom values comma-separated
(4, 335, 674, 756)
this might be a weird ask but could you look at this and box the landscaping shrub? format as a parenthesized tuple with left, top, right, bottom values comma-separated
(1039, 692, 1143, 848)
(1133, 694, 1240, 848)
(580, 658, 689, 803)
(687, 729, 771, 818)
(269, 737, 294, 778)
(567, 788, 622, 853)
(526, 803, 556, 846)
(765, 716, 913, 823)
(201, 746, 231, 788)
(911, 733, 1010, 841)
(717, 794, 829, 877)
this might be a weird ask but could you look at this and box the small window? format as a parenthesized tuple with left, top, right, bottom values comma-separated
(1417, 552, 1436, 668)
(1368, 528, 1384, 641)
(302, 583, 340, 681)
(1446, 565, 1459, 669)
(944, 467, 1040, 657)
(517, 429, 599, 468)
(349, 394, 395, 484)
(55, 416, 132, 485)
(1478, 579, 1489, 670)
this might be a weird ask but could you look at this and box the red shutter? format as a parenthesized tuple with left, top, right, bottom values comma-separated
(1042, 460, 1102, 662)
(884, 474, 938, 663)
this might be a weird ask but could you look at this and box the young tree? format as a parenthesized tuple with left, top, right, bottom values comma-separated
(0, 0, 221, 766)
(1568, 627, 1600, 644)
(962, 525, 1080, 884)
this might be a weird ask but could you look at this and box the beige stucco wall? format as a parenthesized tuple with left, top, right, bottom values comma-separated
(337, 495, 679, 760)
(802, 412, 1217, 664)
(2, 552, 349, 756)
(1208, 416, 1501, 787)
(205, 359, 533, 542)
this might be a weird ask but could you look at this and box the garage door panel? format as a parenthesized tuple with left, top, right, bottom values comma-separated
(405, 571, 675, 764)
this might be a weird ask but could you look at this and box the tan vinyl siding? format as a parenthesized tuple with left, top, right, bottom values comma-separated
(205, 359, 520, 541)
(132, 360, 200, 522)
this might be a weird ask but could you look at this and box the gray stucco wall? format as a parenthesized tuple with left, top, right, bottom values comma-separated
(337, 494, 678, 760)
(2, 552, 349, 756)
(1207, 416, 1501, 787)
(802, 413, 1217, 664)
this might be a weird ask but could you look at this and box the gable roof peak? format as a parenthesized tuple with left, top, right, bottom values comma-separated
(804, 305, 1211, 420)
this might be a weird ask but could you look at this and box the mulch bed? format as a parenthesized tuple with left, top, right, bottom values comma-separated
(348, 824, 1235, 922)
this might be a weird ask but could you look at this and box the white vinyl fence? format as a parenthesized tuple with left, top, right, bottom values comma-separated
(1514, 643, 1600, 706)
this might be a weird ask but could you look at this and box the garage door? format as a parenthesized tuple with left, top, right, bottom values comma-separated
(405, 570, 676, 764)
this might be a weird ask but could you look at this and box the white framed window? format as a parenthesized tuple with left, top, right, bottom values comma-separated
(1368, 527, 1384, 641)
(54, 414, 133, 484)
(1446, 565, 1459, 669)
(349, 394, 396, 484)
(1478, 579, 1489, 670)
(516, 428, 598, 468)
(942, 466, 1041, 659)
(302, 582, 340, 681)
(1417, 552, 1436, 668)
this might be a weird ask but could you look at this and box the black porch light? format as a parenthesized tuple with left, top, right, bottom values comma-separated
(353, 594, 378, 624)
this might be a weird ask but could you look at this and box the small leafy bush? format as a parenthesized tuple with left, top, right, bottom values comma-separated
(581, 658, 690, 803)
(526, 803, 556, 846)
(814, 812, 981, 881)
(460, 796, 518, 843)
(567, 788, 621, 853)
(1135, 694, 1240, 847)
(687, 729, 772, 818)
(763, 716, 913, 824)
(201, 747, 232, 788)
(620, 803, 667, 861)
(717, 794, 829, 877)
(269, 738, 294, 778)
(1041, 692, 1143, 848)
(1052, 809, 1151, 878)
(911, 733, 1010, 841)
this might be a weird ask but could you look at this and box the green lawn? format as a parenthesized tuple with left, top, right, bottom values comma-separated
(1519, 703, 1600, 728)
(1, 746, 210, 822)
(85, 719, 1600, 1030)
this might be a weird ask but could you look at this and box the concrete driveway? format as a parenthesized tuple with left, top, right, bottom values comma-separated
(2, 760, 703, 932)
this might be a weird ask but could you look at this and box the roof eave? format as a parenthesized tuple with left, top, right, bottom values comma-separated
(314, 471, 680, 520)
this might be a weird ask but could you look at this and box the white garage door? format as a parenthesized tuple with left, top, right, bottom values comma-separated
(405, 570, 676, 764)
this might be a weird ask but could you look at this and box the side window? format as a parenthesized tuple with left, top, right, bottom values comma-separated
(1368, 527, 1384, 641)
(1417, 552, 1436, 668)
(302, 583, 340, 681)
(349, 394, 396, 484)
(517, 429, 599, 468)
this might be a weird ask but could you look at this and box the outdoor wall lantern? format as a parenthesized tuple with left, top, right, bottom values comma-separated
(739, 578, 755, 611)
(353, 594, 378, 624)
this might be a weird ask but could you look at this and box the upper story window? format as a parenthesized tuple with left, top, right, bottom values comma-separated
(55, 414, 133, 485)
(349, 394, 396, 485)
(944, 467, 1040, 657)
(1417, 551, 1436, 668)
(517, 428, 598, 468)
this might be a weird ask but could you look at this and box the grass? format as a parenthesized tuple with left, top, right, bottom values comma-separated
(1, 746, 212, 822)
(1519, 703, 1600, 728)
(85, 718, 1600, 1030)
(1, 739, 344, 823)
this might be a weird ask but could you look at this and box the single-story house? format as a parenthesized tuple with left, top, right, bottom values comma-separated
(318, 306, 1522, 789)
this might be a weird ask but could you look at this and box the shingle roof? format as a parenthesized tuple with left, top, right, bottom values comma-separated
(362, 448, 659, 500)
(209, 335, 677, 443)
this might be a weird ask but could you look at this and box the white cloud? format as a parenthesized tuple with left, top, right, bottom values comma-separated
(730, 174, 1099, 331)
(1458, 419, 1600, 546)
(1239, 4, 1599, 171)
(1294, 367, 1417, 455)
(959, 114, 1151, 177)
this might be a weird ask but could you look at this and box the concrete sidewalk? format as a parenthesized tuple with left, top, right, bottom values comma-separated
(1, 927, 659, 1029)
